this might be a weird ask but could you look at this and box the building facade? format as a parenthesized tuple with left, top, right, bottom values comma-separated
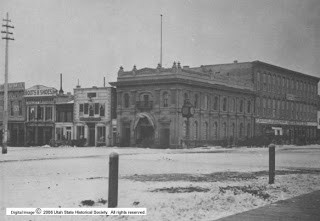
(24, 85, 57, 146)
(196, 60, 319, 144)
(73, 86, 116, 146)
(0, 82, 26, 146)
(110, 63, 255, 148)
(55, 93, 74, 144)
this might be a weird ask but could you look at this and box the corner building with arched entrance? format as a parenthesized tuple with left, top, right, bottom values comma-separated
(110, 62, 255, 148)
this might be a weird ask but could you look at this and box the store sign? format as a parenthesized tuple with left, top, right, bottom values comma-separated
(256, 118, 317, 127)
(25, 85, 57, 97)
(318, 111, 320, 129)
(0, 82, 25, 92)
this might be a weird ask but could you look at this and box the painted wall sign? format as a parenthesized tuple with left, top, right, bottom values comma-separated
(25, 85, 57, 97)
(0, 82, 25, 91)
(256, 118, 317, 127)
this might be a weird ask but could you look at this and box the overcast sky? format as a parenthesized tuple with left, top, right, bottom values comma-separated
(0, 0, 319, 93)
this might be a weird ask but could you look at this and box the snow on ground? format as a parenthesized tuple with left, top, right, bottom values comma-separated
(1, 145, 320, 221)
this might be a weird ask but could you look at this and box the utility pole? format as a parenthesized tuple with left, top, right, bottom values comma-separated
(160, 14, 163, 67)
(1, 13, 14, 154)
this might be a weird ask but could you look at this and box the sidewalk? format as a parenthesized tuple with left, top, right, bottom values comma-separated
(216, 190, 320, 221)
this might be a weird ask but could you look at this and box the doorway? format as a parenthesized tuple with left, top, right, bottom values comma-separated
(159, 128, 170, 147)
(88, 124, 95, 146)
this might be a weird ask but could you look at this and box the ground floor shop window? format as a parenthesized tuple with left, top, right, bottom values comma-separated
(77, 126, 85, 139)
(56, 128, 64, 140)
(97, 126, 106, 142)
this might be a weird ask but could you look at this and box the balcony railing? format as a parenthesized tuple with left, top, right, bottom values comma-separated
(136, 101, 153, 111)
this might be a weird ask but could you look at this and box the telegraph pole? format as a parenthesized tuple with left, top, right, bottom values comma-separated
(160, 14, 163, 67)
(1, 13, 14, 154)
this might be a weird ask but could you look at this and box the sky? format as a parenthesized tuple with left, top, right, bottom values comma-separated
(0, 0, 319, 93)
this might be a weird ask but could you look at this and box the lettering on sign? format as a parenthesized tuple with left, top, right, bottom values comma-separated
(256, 118, 317, 127)
(25, 88, 57, 97)
(0, 82, 25, 92)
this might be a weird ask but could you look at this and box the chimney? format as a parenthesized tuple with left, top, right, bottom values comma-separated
(59, 73, 64, 95)
(104, 77, 106, 87)
(76, 79, 81, 88)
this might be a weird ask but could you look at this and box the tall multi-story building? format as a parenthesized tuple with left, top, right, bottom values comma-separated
(110, 62, 255, 148)
(73, 85, 116, 146)
(0, 82, 25, 146)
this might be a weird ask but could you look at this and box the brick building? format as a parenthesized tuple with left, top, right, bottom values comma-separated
(73, 86, 116, 146)
(110, 62, 255, 148)
(0, 82, 25, 146)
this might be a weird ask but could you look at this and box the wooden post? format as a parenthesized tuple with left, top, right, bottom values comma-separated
(269, 143, 275, 184)
(108, 152, 119, 208)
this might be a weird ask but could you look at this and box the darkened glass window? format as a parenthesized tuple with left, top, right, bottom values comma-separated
(163, 92, 169, 107)
(10, 101, 14, 116)
(84, 103, 89, 114)
(124, 93, 129, 108)
(45, 107, 52, 120)
(79, 104, 84, 113)
(194, 94, 199, 108)
(89, 104, 94, 116)
(77, 126, 85, 139)
(18, 101, 22, 115)
(247, 101, 251, 113)
(87, 92, 96, 98)
(213, 97, 218, 110)
(100, 104, 105, 116)
(240, 100, 243, 112)
(95, 103, 99, 115)
(222, 97, 227, 111)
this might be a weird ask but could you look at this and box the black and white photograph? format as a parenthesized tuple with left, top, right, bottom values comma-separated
(1, 0, 320, 220)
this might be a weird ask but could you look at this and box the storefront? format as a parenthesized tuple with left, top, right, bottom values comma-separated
(24, 85, 57, 146)
(256, 118, 317, 144)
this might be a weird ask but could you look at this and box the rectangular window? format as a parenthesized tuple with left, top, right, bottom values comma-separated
(97, 126, 106, 142)
(10, 101, 14, 116)
(37, 106, 44, 120)
(66, 112, 72, 122)
(56, 127, 64, 140)
(77, 126, 85, 139)
(87, 92, 96, 98)
(79, 104, 84, 112)
(84, 103, 89, 114)
(19, 101, 22, 116)
(29, 107, 35, 121)
(95, 103, 99, 115)
(100, 104, 105, 117)
(45, 107, 52, 120)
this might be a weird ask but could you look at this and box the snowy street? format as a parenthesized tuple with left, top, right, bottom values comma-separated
(1, 145, 320, 220)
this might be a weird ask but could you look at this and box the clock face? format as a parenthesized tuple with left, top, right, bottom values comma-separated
(181, 107, 189, 116)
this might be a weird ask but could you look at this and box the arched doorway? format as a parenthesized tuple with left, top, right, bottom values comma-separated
(134, 113, 155, 146)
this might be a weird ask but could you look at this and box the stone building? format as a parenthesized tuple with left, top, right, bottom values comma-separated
(199, 60, 319, 144)
(73, 86, 116, 146)
(0, 82, 25, 146)
(110, 62, 255, 148)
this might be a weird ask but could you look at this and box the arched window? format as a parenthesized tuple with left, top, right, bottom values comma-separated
(194, 121, 198, 140)
(213, 122, 218, 140)
(231, 123, 235, 138)
(204, 95, 208, 110)
(256, 98, 260, 115)
(239, 123, 244, 138)
(222, 97, 227, 111)
(124, 93, 130, 108)
(204, 122, 208, 140)
(247, 100, 251, 113)
(194, 94, 199, 108)
(240, 100, 244, 112)
(163, 92, 169, 107)
(100, 104, 105, 117)
(222, 122, 227, 139)
(213, 96, 218, 110)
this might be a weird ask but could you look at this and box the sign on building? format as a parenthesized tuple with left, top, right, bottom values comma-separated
(0, 82, 25, 91)
(24, 85, 57, 97)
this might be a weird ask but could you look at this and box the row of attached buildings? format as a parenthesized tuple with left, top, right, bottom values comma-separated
(1, 60, 320, 147)
(0, 81, 117, 147)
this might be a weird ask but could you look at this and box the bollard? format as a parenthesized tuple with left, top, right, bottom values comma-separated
(269, 144, 275, 184)
(108, 152, 119, 208)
